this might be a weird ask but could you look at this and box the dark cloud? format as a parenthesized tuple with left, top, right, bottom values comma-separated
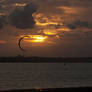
(67, 20, 92, 29)
(55, 24, 62, 29)
(9, 3, 37, 29)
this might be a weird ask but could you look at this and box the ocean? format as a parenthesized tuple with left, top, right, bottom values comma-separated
(0, 63, 92, 90)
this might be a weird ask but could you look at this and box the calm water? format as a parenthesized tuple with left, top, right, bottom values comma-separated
(0, 63, 92, 90)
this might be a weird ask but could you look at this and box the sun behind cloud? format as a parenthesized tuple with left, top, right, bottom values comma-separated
(20, 35, 48, 43)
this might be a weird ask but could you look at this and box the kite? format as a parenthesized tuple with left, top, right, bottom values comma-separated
(18, 35, 30, 51)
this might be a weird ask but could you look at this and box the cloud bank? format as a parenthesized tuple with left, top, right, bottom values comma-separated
(9, 3, 37, 29)
(67, 20, 92, 29)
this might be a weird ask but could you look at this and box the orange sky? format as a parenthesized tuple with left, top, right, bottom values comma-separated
(0, 0, 92, 57)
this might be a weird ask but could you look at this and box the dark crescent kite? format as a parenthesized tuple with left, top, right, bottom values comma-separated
(18, 35, 30, 51)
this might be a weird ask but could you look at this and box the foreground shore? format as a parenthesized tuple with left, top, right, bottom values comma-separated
(0, 87, 92, 92)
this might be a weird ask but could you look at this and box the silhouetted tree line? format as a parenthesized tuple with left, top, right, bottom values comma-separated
(0, 56, 92, 63)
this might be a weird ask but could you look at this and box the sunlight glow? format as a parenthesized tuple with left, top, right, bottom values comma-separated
(21, 35, 48, 43)
(0, 40, 6, 44)
(35, 21, 62, 27)
(56, 35, 60, 39)
(43, 31, 57, 35)
(0, 12, 6, 16)
(31, 35, 48, 43)
(58, 6, 79, 14)
(14, 3, 27, 7)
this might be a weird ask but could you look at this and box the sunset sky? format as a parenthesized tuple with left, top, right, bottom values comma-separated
(0, 0, 92, 57)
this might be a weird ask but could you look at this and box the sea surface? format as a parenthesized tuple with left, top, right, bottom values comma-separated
(0, 63, 92, 90)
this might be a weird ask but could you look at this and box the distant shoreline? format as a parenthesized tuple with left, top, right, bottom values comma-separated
(0, 57, 92, 63)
